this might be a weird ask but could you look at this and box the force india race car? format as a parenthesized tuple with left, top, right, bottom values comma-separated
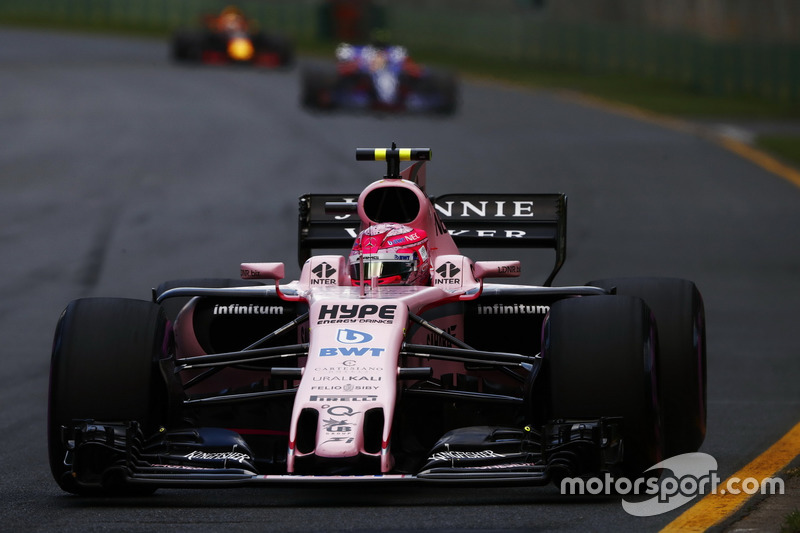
(301, 44, 458, 114)
(171, 6, 293, 67)
(48, 146, 706, 494)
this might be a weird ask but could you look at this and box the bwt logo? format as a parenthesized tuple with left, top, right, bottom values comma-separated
(318, 304, 397, 320)
(319, 347, 386, 357)
(336, 329, 373, 344)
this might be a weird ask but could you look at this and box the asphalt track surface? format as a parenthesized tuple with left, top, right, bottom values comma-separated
(1, 28, 799, 532)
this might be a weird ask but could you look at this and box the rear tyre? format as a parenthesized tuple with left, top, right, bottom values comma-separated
(301, 66, 338, 110)
(587, 277, 706, 456)
(430, 71, 458, 115)
(544, 295, 663, 477)
(171, 31, 202, 62)
(48, 298, 168, 495)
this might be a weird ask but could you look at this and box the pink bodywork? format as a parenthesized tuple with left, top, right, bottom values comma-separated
(243, 254, 515, 472)
(176, 161, 521, 473)
(239, 164, 520, 473)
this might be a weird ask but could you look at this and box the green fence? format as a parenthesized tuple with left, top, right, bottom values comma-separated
(389, 7, 800, 103)
(0, 0, 319, 41)
(1, 0, 798, 102)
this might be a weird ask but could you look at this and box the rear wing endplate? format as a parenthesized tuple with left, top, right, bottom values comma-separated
(298, 193, 567, 286)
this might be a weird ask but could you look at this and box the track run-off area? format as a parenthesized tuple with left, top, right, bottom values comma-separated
(1, 28, 798, 532)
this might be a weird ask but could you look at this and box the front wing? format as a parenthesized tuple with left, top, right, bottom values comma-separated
(59, 418, 622, 489)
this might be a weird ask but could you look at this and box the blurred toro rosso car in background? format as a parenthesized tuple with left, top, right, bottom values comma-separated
(302, 44, 458, 114)
(48, 145, 706, 495)
(171, 6, 293, 67)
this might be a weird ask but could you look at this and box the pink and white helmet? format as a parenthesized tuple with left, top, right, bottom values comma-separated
(349, 223, 431, 286)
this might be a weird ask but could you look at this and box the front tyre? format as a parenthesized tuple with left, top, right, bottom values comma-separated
(544, 295, 663, 477)
(587, 277, 706, 457)
(48, 298, 168, 495)
(300, 66, 338, 110)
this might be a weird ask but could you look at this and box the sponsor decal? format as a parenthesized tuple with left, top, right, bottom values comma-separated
(468, 462, 540, 470)
(496, 264, 520, 275)
(387, 233, 420, 246)
(336, 328, 373, 344)
(313, 364, 383, 372)
(428, 450, 506, 461)
(213, 304, 284, 315)
(312, 262, 337, 278)
(447, 229, 527, 238)
(311, 262, 337, 285)
(476, 304, 550, 315)
(184, 451, 251, 464)
(311, 385, 378, 390)
(319, 347, 386, 357)
(312, 375, 381, 381)
(425, 325, 457, 347)
(434, 262, 461, 285)
(435, 200, 535, 218)
(322, 417, 353, 433)
(326, 405, 360, 416)
(317, 304, 397, 324)
(320, 405, 358, 445)
(310, 394, 378, 402)
(152, 464, 214, 471)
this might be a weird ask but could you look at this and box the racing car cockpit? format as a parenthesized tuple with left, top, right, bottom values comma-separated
(348, 223, 432, 286)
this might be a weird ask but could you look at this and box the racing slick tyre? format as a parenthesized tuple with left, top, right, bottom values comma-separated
(586, 277, 706, 457)
(428, 71, 459, 115)
(300, 67, 338, 110)
(48, 298, 169, 495)
(155, 278, 265, 322)
(253, 33, 294, 67)
(171, 31, 202, 62)
(543, 295, 663, 478)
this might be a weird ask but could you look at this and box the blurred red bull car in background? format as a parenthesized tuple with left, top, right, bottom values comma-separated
(171, 6, 293, 67)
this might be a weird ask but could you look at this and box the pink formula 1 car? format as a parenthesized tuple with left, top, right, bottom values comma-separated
(48, 146, 706, 494)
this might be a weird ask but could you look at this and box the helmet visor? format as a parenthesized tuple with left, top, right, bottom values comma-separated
(350, 258, 417, 283)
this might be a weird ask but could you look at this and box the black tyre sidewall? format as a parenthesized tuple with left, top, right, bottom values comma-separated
(588, 277, 707, 456)
(300, 67, 340, 109)
(47, 298, 167, 493)
(544, 295, 663, 476)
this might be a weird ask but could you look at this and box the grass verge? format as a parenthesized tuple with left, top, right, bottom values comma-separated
(4, 20, 800, 169)
(782, 509, 800, 533)
(756, 136, 800, 169)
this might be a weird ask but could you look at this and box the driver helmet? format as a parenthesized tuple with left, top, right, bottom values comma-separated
(219, 6, 246, 31)
(349, 223, 430, 286)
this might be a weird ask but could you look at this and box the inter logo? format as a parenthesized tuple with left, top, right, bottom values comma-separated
(312, 262, 336, 278)
(436, 262, 460, 278)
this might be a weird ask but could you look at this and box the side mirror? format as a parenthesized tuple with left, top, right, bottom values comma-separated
(473, 261, 521, 280)
(241, 262, 285, 280)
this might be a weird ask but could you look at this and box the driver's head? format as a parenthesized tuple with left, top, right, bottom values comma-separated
(219, 6, 245, 30)
(349, 223, 430, 286)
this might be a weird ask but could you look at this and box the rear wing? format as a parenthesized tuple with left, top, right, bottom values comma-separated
(298, 192, 567, 286)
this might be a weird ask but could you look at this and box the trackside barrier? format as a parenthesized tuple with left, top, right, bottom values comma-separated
(1, 0, 798, 102)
